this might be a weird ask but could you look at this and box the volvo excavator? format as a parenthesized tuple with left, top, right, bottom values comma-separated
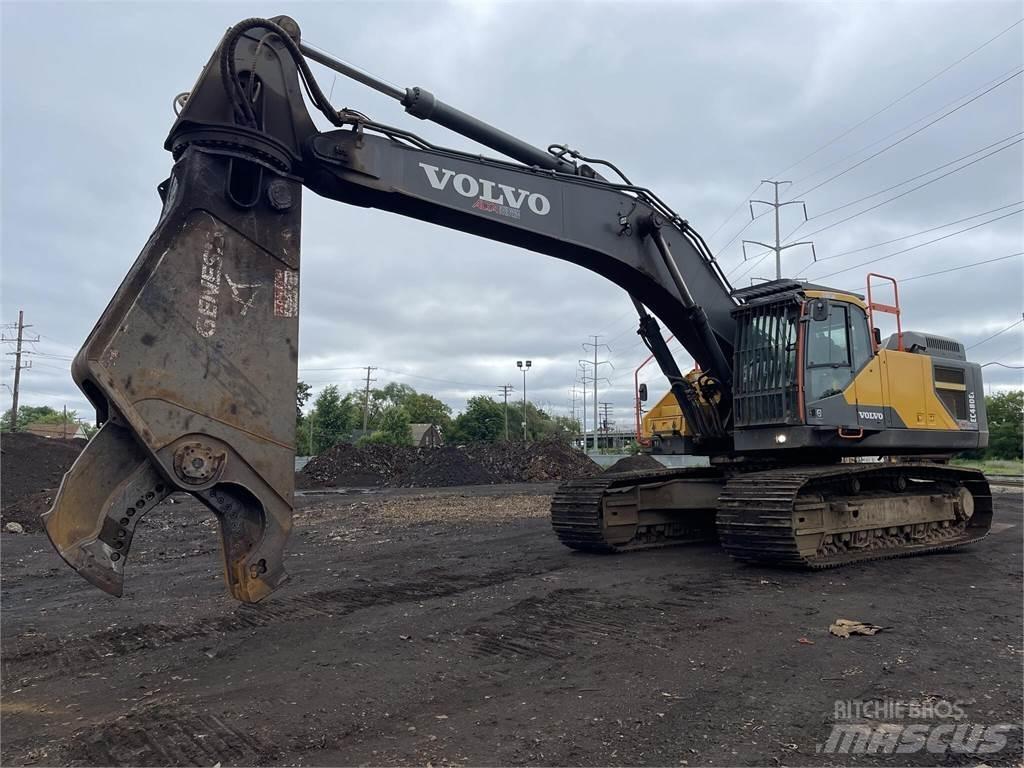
(44, 16, 992, 604)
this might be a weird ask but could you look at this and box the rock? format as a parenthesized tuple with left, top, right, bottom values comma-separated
(5, 521, 25, 534)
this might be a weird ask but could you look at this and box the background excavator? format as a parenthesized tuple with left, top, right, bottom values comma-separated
(43, 16, 992, 604)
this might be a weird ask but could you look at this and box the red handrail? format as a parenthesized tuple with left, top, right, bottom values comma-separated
(634, 335, 674, 444)
(866, 273, 902, 352)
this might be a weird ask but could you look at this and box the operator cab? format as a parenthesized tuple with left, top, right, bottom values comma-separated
(727, 277, 984, 455)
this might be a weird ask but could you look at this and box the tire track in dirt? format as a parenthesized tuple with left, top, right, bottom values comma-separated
(2, 565, 561, 682)
(53, 705, 277, 767)
(462, 581, 732, 661)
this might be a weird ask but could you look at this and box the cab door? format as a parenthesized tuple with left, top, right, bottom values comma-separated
(848, 305, 887, 428)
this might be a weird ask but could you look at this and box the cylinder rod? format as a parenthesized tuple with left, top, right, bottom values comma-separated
(298, 42, 572, 171)
(299, 42, 406, 101)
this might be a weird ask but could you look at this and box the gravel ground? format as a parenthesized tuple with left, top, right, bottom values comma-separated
(1, 486, 1021, 766)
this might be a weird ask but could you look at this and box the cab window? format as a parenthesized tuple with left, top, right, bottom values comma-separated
(807, 305, 849, 367)
(806, 304, 850, 400)
(849, 306, 874, 372)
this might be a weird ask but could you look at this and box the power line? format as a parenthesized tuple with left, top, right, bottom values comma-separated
(789, 138, 1023, 243)
(375, 366, 497, 390)
(899, 251, 1023, 283)
(813, 208, 1023, 279)
(825, 252, 1021, 294)
(729, 221, 805, 280)
(772, 16, 1024, 178)
(782, 66, 1024, 196)
(809, 133, 1024, 222)
(814, 200, 1024, 263)
(297, 365, 369, 372)
(967, 317, 1024, 350)
(791, 68, 1023, 199)
(715, 209, 770, 257)
(784, 65, 1024, 195)
(706, 180, 764, 244)
(981, 361, 1024, 369)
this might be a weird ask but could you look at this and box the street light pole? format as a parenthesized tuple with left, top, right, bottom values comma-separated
(516, 359, 532, 442)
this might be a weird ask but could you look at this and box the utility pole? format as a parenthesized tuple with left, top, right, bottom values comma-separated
(600, 401, 614, 451)
(498, 384, 514, 441)
(742, 180, 816, 280)
(516, 360, 532, 441)
(361, 366, 377, 432)
(63, 404, 68, 440)
(580, 336, 613, 455)
(3, 310, 35, 432)
(578, 365, 588, 452)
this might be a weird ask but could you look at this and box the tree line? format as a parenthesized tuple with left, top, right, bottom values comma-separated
(296, 381, 579, 456)
(1, 405, 96, 437)
(960, 390, 1022, 462)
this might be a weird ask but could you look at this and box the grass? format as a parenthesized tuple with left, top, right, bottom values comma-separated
(951, 458, 1024, 476)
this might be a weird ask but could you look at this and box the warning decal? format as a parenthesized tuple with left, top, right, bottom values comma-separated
(273, 269, 298, 318)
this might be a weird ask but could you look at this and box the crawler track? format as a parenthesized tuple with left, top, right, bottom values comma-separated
(550, 468, 721, 552)
(717, 463, 992, 567)
(551, 463, 992, 568)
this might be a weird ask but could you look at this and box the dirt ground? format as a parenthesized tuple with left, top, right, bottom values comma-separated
(1, 486, 1021, 767)
(1, 434, 84, 532)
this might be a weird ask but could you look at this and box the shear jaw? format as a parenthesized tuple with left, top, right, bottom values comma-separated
(43, 421, 291, 603)
(42, 422, 169, 597)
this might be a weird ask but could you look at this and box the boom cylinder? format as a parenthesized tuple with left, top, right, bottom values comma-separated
(298, 43, 574, 172)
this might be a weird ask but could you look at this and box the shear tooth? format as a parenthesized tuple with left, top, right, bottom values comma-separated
(42, 422, 170, 597)
(195, 484, 290, 603)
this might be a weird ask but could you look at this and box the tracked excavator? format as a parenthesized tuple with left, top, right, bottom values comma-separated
(44, 16, 992, 604)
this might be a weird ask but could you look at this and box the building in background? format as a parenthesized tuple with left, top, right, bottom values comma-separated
(410, 423, 443, 448)
(23, 421, 87, 440)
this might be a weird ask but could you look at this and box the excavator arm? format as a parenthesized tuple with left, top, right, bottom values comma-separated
(44, 16, 738, 603)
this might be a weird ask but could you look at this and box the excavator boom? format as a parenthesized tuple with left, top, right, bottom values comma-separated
(44, 16, 738, 602)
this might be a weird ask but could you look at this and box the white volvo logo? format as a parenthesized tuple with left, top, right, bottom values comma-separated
(858, 410, 884, 421)
(419, 163, 551, 217)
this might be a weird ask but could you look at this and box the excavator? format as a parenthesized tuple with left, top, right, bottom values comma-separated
(43, 16, 992, 604)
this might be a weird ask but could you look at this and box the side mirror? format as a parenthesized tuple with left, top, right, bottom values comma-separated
(873, 327, 882, 347)
(811, 298, 830, 322)
(638, 383, 648, 402)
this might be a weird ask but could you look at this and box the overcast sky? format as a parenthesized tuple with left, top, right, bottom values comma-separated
(2, 0, 1022, 434)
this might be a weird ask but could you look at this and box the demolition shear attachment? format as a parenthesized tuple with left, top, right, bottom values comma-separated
(44, 147, 302, 603)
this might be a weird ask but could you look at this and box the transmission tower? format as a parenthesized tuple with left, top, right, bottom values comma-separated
(742, 180, 816, 279)
(580, 336, 613, 455)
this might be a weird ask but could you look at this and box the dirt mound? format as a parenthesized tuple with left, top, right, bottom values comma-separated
(603, 454, 664, 475)
(299, 442, 416, 488)
(299, 439, 600, 489)
(392, 448, 501, 487)
(2, 433, 83, 531)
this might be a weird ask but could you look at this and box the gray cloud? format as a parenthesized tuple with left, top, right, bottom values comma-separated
(2, 0, 1021, 433)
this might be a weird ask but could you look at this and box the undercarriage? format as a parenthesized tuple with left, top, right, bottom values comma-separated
(551, 462, 991, 566)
